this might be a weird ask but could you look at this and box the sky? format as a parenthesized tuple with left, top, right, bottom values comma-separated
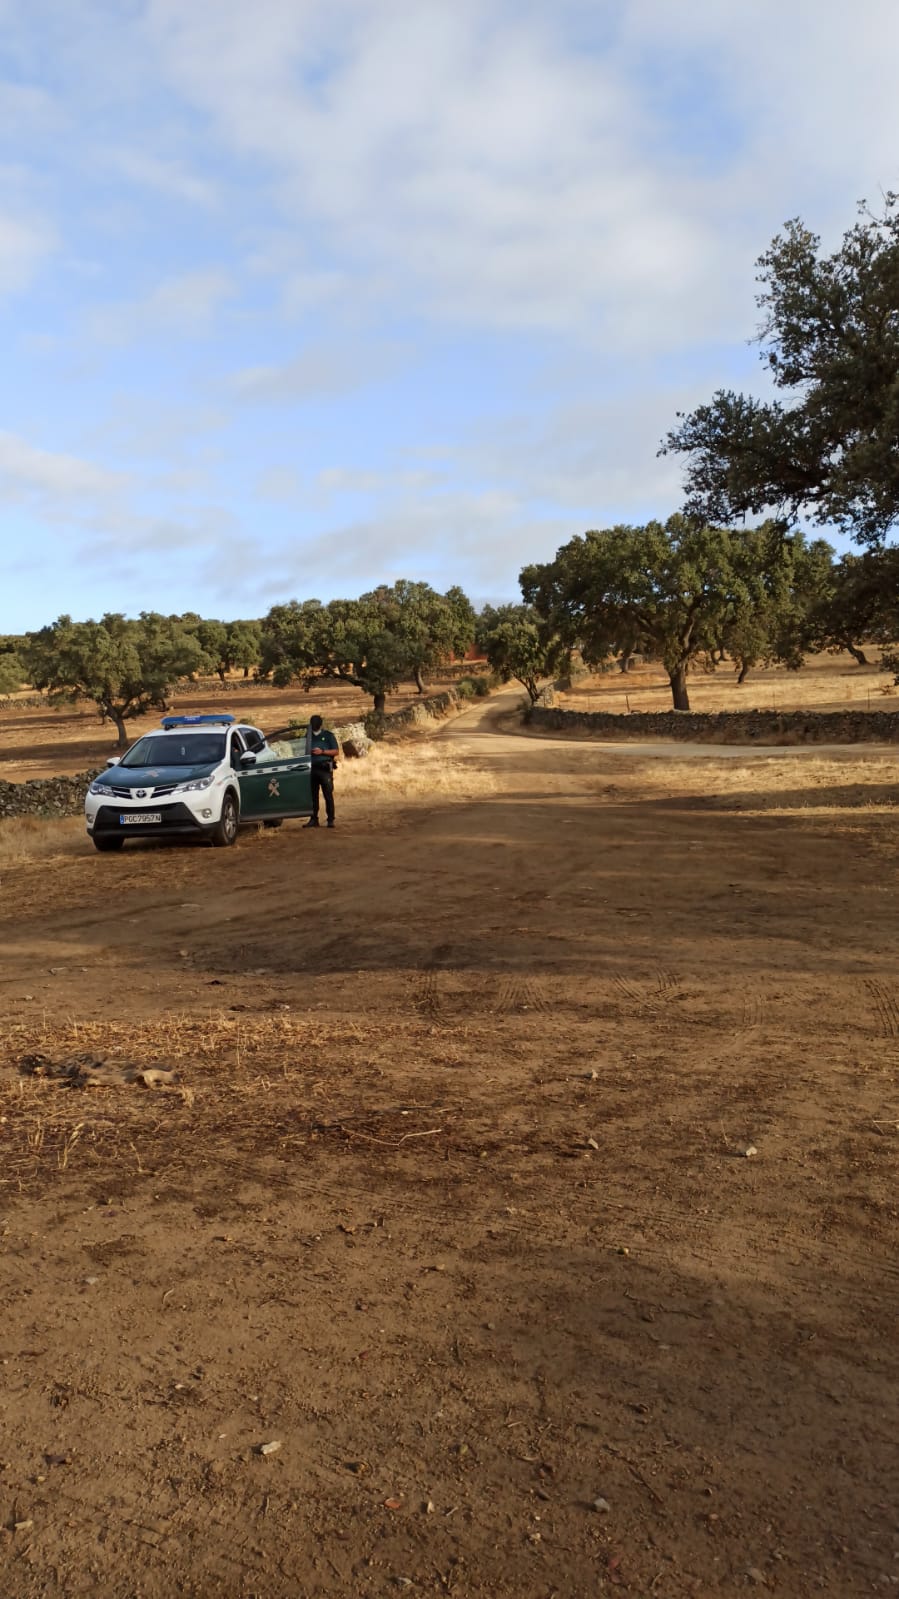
(1, 0, 898, 631)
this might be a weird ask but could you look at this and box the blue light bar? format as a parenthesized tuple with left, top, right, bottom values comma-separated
(161, 714, 236, 729)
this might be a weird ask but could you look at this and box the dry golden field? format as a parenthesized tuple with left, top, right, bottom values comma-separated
(558, 648, 896, 716)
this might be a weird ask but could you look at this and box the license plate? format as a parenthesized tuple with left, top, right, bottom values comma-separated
(120, 813, 162, 825)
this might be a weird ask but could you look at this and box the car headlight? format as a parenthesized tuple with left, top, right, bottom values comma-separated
(174, 776, 215, 793)
(88, 781, 107, 795)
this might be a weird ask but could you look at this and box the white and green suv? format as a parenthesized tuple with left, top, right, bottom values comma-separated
(84, 714, 314, 852)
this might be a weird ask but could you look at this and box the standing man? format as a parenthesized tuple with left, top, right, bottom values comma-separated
(305, 714, 339, 829)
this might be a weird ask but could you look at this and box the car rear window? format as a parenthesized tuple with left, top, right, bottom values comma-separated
(120, 734, 227, 768)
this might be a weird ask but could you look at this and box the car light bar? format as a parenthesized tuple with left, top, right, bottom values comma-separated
(160, 714, 236, 728)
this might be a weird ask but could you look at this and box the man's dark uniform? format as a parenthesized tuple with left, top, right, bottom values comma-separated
(307, 723, 338, 827)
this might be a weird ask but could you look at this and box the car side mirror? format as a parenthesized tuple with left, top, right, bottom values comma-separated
(105, 756, 121, 767)
(239, 751, 257, 767)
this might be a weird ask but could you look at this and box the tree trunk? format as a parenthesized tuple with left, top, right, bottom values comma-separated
(107, 705, 129, 748)
(737, 659, 751, 684)
(414, 665, 428, 694)
(243, 665, 250, 678)
(846, 641, 869, 666)
(668, 664, 690, 711)
(618, 654, 632, 674)
(217, 666, 227, 684)
(372, 691, 386, 715)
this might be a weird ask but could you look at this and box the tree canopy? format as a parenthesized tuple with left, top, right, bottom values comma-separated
(521, 517, 811, 710)
(663, 198, 899, 544)
(27, 612, 209, 746)
(260, 583, 475, 712)
(0, 653, 24, 696)
(477, 603, 563, 703)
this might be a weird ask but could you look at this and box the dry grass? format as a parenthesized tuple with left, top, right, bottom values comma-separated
(561, 651, 897, 717)
(0, 815, 85, 865)
(340, 741, 495, 804)
(595, 749, 899, 815)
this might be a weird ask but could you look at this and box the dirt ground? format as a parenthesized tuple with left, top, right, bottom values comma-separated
(1, 694, 898, 1597)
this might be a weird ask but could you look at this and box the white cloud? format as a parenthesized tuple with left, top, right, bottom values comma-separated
(108, 148, 219, 208)
(87, 268, 235, 345)
(255, 465, 301, 501)
(0, 429, 125, 510)
(230, 339, 404, 402)
(0, 209, 53, 295)
(144, 0, 899, 349)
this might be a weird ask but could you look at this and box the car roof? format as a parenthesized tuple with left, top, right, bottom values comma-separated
(146, 722, 262, 737)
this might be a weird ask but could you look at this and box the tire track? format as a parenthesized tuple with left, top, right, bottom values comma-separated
(412, 943, 456, 1019)
(865, 979, 899, 1039)
(493, 974, 553, 1015)
(614, 969, 683, 1017)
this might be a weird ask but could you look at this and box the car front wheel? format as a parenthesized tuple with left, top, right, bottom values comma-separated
(93, 834, 125, 853)
(211, 791, 239, 847)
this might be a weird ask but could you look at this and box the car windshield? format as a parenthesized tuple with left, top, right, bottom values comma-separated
(119, 734, 226, 768)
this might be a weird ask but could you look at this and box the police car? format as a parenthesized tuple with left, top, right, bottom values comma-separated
(84, 714, 314, 852)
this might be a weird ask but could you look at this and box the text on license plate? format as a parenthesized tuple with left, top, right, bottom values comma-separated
(120, 813, 162, 825)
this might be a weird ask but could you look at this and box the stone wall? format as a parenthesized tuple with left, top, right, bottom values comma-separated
(366, 688, 460, 738)
(528, 704, 899, 744)
(0, 772, 100, 819)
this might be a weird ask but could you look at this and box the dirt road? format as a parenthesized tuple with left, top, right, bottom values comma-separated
(1, 698, 897, 1597)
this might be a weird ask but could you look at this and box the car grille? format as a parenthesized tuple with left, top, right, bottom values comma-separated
(108, 783, 178, 798)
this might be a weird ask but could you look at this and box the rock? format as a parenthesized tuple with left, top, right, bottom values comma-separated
(258, 1440, 282, 1457)
(592, 1497, 611, 1514)
(746, 1569, 767, 1586)
(743, 1145, 758, 1159)
(335, 721, 372, 758)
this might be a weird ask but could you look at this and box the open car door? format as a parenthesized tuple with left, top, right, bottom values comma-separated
(237, 727, 313, 821)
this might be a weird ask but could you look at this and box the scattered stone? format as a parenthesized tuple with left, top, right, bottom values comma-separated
(258, 1440, 282, 1457)
(743, 1146, 758, 1159)
(586, 1137, 600, 1151)
(746, 1569, 767, 1586)
(592, 1497, 611, 1514)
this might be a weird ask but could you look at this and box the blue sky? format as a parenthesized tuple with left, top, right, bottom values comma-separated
(1, 0, 897, 630)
